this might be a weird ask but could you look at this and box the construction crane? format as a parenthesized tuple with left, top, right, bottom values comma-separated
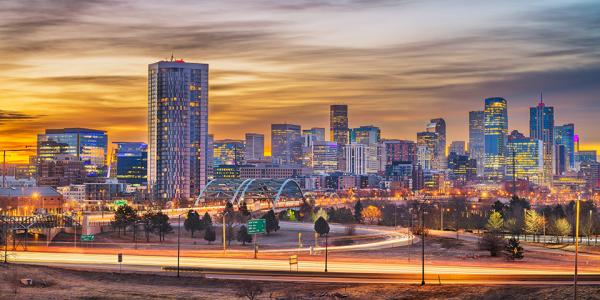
(1, 146, 35, 188)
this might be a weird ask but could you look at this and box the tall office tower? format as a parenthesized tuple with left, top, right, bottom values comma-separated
(148, 60, 208, 204)
(349, 125, 381, 145)
(507, 132, 544, 185)
(111, 142, 148, 185)
(530, 96, 554, 185)
(449, 141, 466, 156)
(554, 124, 575, 171)
(213, 140, 245, 166)
(311, 141, 339, 174)
(303, 128, 326, 143)
(271, 124, 302, 166)
(429, 118, 447, 169)
(417, 132, 437, 171)
(484, 97, 508, 181)
(244, 133, 264, 161)
(469, 111, 485, 177)
(37, 128, 108, 177)
(330, 105, 349, 144)
(343, 143, 379, 175)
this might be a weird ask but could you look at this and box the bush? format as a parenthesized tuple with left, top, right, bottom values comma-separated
(479, 233, 506, 257)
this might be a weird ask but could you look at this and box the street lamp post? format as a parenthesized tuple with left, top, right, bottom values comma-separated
(176, 212, 188, 278)
(177, 214, 181, 278)
(421, 204, 425, 286)
(574, 195, 581, 300)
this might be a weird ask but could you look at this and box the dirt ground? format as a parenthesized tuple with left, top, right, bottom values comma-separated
(1, 264, 599, 300)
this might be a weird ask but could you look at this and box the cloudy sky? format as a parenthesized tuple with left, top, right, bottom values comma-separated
(1, 0, 599, 161)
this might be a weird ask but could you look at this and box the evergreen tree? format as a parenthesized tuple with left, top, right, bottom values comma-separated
(202, 212, 213, 228)
(152, 212, 172, 242)
(262, 210, 280, 234)
(239, 202, 251, 216)
(112, 205, 139, 236)
(204, 226, 216, 244)
(237, 225, 253, 245)
(314, 216, 330, 236)
(504, 238, 524, 260)
(184, 210, 203, 238)
(354, 200, 364, 223)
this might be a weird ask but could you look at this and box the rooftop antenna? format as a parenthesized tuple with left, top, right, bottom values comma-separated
(540, 91, 543, 105)
(170, 52, 174, 62)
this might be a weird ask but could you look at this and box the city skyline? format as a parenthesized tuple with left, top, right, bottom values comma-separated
(1, 0, 600, 163)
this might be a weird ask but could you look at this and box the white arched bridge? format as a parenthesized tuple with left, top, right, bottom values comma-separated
(193, 178, 305, 211)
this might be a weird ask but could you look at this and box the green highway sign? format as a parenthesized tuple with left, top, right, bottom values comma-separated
(114, 200, 128, 206)
(80, 234, 95, 242)
(247, 218, 266, 235)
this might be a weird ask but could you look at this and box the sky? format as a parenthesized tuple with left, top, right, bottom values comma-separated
(1, 0, 599, 162)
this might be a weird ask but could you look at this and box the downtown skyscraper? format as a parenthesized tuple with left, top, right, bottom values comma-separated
(469, 111, 485, 177)
(271, 124, 303, 166)
(530, 97, 554, 185)
(148, 60, 208, 204)
(484, 97, 508, 181)
(330, 105, 349, 145)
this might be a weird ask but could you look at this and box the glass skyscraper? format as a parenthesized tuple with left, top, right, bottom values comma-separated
(271, 124, 302, 166)
(330, 105, 349, 145)
(37, 128, 108, 177)
(554, 123, 575, 171)
(530, 99, 554, 185)
(469, 111, 485, 177)
(111, 142, 147, 185)
(148, 60, 208, 204)
(484, 97, 508, 180)
(507, 135, 544, 185)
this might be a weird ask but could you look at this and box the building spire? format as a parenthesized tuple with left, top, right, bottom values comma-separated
(170, 52, 174, 62)
(540, 91, 543, 105)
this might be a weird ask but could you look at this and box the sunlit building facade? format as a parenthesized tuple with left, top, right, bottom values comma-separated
(37, 128, 108, 177)
(148, 60, 209, 203)
(484, 97, 508, 181)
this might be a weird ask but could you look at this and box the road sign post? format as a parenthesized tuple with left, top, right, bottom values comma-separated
(248, 219, 266, 259)
(118, 253, 123, 274)
(289, 254, 298, 272)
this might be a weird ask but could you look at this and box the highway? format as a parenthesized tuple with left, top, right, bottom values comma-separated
(7, 250, 600, 284)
